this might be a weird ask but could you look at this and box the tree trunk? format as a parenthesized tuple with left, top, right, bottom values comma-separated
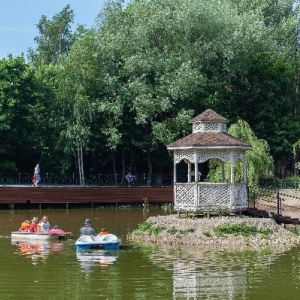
(112, 152, 117, 186)
(121, 149, 125, 183)
(77, 146, 85, 186)
(147, 151, 152, 186)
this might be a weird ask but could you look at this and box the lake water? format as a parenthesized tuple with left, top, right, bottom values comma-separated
(0, 207, 300, 299)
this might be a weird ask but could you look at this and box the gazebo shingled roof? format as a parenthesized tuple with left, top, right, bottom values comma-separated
(167, 132, 251, 149)
(167, 109, 251, 150)
(190, 109, 228, 123)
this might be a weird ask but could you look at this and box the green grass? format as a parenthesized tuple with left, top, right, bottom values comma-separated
(131, 221, 165, 236)
(214, 224, 273, 237)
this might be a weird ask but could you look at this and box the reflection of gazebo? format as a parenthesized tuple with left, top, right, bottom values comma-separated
(167, 109, 252, 213)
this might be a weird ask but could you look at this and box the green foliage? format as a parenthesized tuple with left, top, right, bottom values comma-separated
(167, 227, 178, 235)
(161, 203, 172, 213)
(142, 200, 149, 209)
(203, 231, 212, 237)
(148, 225, 165, 236)
(0, 0, 299, 179)
(293, 140, 300, 171)
(0, 56, 39, 172)
(132, 221, 165, 236)
(214, 223, 273, 237)
(28, 5, 84, 66)
(137, 221, 153, 232)
(208, 119, 274, 186)
(167, 227, 195, 235)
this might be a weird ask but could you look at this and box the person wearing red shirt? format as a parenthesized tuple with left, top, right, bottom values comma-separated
(28, 217, 39, 232)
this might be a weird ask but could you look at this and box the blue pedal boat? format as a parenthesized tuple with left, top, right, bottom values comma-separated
(75, 234, 121, 251)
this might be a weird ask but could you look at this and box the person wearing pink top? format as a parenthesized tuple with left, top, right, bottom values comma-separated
(28, 217, 39, 232)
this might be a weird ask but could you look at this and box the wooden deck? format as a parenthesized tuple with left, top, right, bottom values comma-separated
(245, 207, 300, 225)
(0, 186, 173, 208)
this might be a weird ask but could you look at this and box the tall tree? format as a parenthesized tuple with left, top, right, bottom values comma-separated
(28, 5, 84, 66)
(0, 56, 38, 172)
(95, 0, 271, 181)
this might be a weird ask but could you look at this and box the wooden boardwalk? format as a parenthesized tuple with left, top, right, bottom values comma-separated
(245, 207, 300, 225)
(0, 186, 173, 208)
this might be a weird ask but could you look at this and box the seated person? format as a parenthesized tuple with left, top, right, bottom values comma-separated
(28, 217, 39, 233)
(40, 215, 51, 232)
(100, 227, 108, 235)
(19, 220, 30, 232)
(80, 219, 95, 235)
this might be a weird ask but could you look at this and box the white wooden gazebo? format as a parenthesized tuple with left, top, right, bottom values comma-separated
(167, 109, 252, 213)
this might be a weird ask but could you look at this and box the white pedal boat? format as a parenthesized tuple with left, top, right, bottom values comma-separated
(11, 229, 72, 242)
(75, 234, 121, 251)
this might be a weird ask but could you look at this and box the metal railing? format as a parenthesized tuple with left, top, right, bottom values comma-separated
(0, 173, 174, 187)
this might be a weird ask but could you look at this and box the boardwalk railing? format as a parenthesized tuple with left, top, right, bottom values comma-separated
(0, 173, 174, 187)
(248, 186, 300, 215)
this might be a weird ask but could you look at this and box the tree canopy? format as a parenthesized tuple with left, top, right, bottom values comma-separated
(0, 0, 299, 183)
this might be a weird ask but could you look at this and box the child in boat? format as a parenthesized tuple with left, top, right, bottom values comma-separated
(19, 220, 31, 232)
(39, 215, 51, 232)
(28, 217, 39, 232)
(100, 227, 108, 235)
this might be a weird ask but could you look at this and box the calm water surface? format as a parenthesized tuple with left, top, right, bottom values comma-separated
(0, 207, 300, 299)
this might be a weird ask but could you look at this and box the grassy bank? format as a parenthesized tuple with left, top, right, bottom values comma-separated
(128, 214, 300, 251)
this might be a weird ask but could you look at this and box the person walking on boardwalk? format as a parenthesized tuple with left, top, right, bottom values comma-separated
(34, 164, 41, 186)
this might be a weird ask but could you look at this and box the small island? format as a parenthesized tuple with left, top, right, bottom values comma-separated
(127, 214, 300, 251)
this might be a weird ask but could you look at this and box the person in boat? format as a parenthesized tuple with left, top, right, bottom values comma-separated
(19, 220, 31, 232)
(80, 219, 95, 235)
(37, 215, 51, 232)
(100, 227, 108, 235)
(28, 217, 39, 233)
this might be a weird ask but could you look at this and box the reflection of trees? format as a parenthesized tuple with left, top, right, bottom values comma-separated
(139, 244, 287, 300)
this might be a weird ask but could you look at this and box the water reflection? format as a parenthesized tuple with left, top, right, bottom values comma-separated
(76, 249, 119, 273)
(12, 241, 64, 264)
(1, 208, 300, 299)
(139, 244, 289, 300)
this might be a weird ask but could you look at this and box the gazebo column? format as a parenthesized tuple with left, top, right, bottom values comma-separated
(187, 163, 192, 182)
(173, 159, 177, 183)
(194, 153, 199, 183)
(230, 154, 235, 209)
(221, 162, 225, 182)
(243, 156, 247, 183)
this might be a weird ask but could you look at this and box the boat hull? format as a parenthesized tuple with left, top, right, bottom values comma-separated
(11, 229, 72, 242)
(75, 234, 121, 251)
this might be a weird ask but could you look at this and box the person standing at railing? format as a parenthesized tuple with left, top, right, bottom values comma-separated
(125, 172, 134, 187)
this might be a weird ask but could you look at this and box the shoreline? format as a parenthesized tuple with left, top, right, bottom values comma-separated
(127, 214, 300, 251)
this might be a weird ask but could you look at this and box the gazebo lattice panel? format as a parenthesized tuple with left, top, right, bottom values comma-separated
(174, 151, 195, 164)
(175, 184, 195, 207)
(198, 184, 230, 207)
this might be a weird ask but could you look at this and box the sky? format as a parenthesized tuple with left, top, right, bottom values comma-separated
(0, 0, 129, 58)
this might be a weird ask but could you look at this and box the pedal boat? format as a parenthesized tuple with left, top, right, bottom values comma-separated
(11, 229, 72, 242)
(75, 234, 121, 251)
